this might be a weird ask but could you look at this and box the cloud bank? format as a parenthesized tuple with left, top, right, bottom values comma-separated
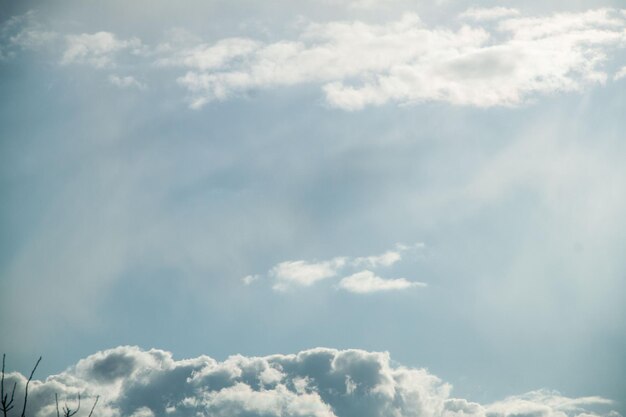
(2, 8, 626, 109)
(1, 346, 619, 417)
(173, 8, 626, 109)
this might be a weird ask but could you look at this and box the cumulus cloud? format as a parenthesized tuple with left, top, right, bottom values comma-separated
(61, 32, 142, 68)
(174, 8, 626, 109)
(338, 270, 426, 293)
(1, 346, 620, 417)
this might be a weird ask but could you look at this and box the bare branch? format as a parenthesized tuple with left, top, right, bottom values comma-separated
(1, 354, 17, 417)
(20, 356, 41, 417)
(56, 394, 60, 417)
(87, 396, 99, 417)
(1, 354, 4, 417)
(62, 394, 81, 417)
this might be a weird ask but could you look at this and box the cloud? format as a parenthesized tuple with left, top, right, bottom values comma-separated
(0, 11, 57, 59)
(271, 258, 347, 291)
(61, 31, 142, 68)
(459, 7, 521, 21)
(614, 66, 626, 80)
(242, 274, 261, 285)
(4, 8, 626, 108)
(175, 9, 626, 109)
(1, 346, 620, 417)
(338, 270, 426, 293)
(108, 74, 146, 89)
(353, 250, 402, 268)
(255, 243, 424, 291)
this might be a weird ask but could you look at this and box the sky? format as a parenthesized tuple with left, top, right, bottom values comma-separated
(0, 1, 625, 416)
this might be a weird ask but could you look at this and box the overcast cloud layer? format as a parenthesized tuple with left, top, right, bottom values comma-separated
(2, 346, 620, 417)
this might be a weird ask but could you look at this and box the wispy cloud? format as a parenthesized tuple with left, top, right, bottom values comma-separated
(338, 270, 426, 293)
(242, 274, 261, 285)
(271, 257, 347, 291)
(61, 31, 142, 68)
(459, 7, 520, 21)
(614, 66, 626, 80)
(109, 74, 147, 89)
(250, 243, 425, 292)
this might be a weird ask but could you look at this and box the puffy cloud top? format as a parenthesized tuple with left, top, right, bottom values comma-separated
(1, 347, 619, 417)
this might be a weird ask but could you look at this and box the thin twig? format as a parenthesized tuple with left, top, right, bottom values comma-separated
(1, 354, 17, 417)
(87, 396, 99, 417)
(62, 394, 81, 417)
(20, 356, 41, 417)
(55, 394, 60, 417)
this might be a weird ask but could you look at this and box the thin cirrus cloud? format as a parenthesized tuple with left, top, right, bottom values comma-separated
(1, 345, 619, 417)
(258, 243, 425, 293)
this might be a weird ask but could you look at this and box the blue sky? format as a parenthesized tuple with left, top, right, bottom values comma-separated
(1, 1, 625, 416)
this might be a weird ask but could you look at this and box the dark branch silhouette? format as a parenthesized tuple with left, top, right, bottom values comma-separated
(56, 394, 98, 417)
(1, 355, 40, 417)
(1, 354, 18, 417)
(2, 355, 98, 417)
(57, 393, 80, 417)
(19, 356, 41, 417)
(86, 396, 98, 417)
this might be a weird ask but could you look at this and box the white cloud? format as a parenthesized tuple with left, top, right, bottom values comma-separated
(459, 7, 520, 21)
(271, 258, 346, 291)
(614, 66, 626, 80)
(353, 250, 402, 268)
(253, 243, 424, 291)
(2, 346, 620, 417)
(62, 31, 142, 68)
(0, 11, 57, 59)
(174, 9, 626, 109)
(159, 38, 260, 70)
(338, 270, 426, 293)
(109, 74, 146, 89)
(242, 274, 260, 285)
(4, 9, 625, 108)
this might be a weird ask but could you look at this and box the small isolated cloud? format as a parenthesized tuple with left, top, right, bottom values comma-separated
(1, 346, 620, 417)
(271, 258, 347, 291)
(459, 7, 520, 21)
(61, 31, 142, 68)
(338, 270, 426, 294)
(614, 66, 626, 80)
(109, 74, 146, 89)
(242, 274, 260, 285)
(252, 243, 424, 292)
